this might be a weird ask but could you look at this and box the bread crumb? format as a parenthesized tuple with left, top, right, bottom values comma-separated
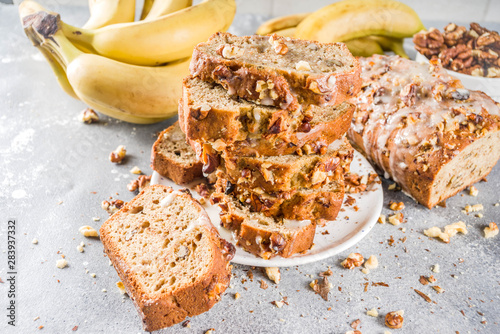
(32, 238, 38, 244)
(384, 331, 392, 334)
(484, 222, 499, 238)
(92, 217, 100, 222)
(367, 308, 379, 317)
(361, 268, 370, 274)
(388, 183, 397, 190)
(56, 259, 68, 269)
(378, 214, 386, 224)
(130, 166, 142, 174)
(234, 292, 241, 299)
(432, 285, 445, 293)
(265, 267, 281, 284)
(33, 316, 40, 321)
(205, 329, 215, 334)
(432, 264, 440, 273)
(102, 289, 107, 293)
(76, 245, 84, 253)
(116, 281, 127, 294)
(388, 213, 404, 225)
(273, 300, 284, 308)
(469, 186, 478, 196)
(364, 255, 379, 270)
(464, 204, 483, 213)
(90, 273, 96, 278)
(79, 225, 99, 238)
(476, 213, 484, 218)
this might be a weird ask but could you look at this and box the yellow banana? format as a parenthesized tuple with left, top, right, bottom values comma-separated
(295, 0, 424, 43)
(61, 0, 236, 66)
(83, 0, 136, 29)
(368, 35, 409, 58)
(144, 0, 192, 21)
(140, 0, 155, 20)
(344, 37, 384, 57)
(20, 1, 190, 124)
(271, 27, 296, 38)
(256, 12, 309, 36)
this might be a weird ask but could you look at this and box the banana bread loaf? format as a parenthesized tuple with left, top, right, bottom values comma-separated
(221, 137, 353, 192)
(100, 185, 235, 331)
(180, 77, 355, 157)
(151, 122, 203, 184)
(211, 191, 316, 259)
(349, 55, 500, 208)
(215, 170, 345, 221)
(190, 32, 361, 110)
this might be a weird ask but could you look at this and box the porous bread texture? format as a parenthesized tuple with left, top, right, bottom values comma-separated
(100, 185, 234, 331)
(151, 122, 203, 185)
(349, 55, 500, 208)
(212, 192, 316, 259)
(222, 137, 353, 192)
(215, 170, 345, 221)
(180, 77, 355, 157)
(190, 32, 361, 110)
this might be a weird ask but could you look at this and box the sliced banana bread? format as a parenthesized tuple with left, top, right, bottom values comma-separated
(212, 192, 316, 259)
(349, 55, 500, 208)
(180, 77, 355, 157)
(215, 170, 345, 221)
(151, 122, 203, 185)
(100, 185, 235, 331)
(190, 32, 361, 110)
(222, 137, 353, 192)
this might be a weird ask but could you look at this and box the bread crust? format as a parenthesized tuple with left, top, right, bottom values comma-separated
(151, 123, 203, 185)
(349, 55, 500, 208)
(190, 32, 361, 111)
(100, 185, 234, 331)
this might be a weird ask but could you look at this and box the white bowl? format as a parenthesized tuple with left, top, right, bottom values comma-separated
(415, 52, 500, 102)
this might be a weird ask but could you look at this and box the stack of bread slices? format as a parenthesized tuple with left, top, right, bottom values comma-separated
(153, 32, 362, 259)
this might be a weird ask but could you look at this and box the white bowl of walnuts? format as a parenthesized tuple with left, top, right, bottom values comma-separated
(414, 22, 500, 102)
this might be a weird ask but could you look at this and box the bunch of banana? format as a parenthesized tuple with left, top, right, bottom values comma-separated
(19, 0, 236, 124)
(257, 0, 424, 58)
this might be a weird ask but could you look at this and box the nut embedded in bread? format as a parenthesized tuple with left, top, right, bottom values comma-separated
(190, 32, 362, 110)
(100, 185, 235, 331)
(349, 55, 500, 208)
(151, 122, 203, 185)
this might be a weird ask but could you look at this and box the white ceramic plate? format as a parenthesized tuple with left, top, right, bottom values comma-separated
(151, 150, 383, 267)
(415, 52, 500, 102)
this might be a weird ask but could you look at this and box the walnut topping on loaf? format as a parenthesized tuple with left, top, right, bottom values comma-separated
(349, 55, 500, 208)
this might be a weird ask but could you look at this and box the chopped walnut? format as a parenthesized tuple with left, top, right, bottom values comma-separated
(464, 204, 483, 213)
(443, 221, 467, 237)
(260, 279, 268, 290)
(367, 308, 379, 317)
(387, 213, 404, 226)
(378, 214, 387, 224)
(432, 264, 440, 273)
(272, 300, 284, 308)
(127, 175, 151, 192)
(295, 60, 312, 71)
(385, 310, 404, 329)
(432, 285, 445, 294)
(389, 201, 405, 211)
(341, 253, 364, 269)
(78, 108, 99, 124)
(269, 35, 288, 55)
(56, 259, 68, 269)
(194, 182, 211, 199)
(424, 226, 450, 243)
(221, 44, 244, 59)
(310, 277, 331, 301)
(484, 222, 499, 238)
(101, 199, 124, 215)
(364, 255, 378, 270)
(109, 145, 126, 164)
(265, 267, 281, 284)
(129, 166, 142, 175)
(79, 225, 99, 237)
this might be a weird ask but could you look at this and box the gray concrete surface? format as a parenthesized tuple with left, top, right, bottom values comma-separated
(1, 4, 499, 334)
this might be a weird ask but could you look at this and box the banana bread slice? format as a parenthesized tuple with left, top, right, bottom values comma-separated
(151, 122, 203, 185)
(100, 185, 235, 331)
(349, 55, 500, 208)
(190, 32, 361, 110)
(211, 192, 316, 259)
(222, 137, 353, 192)
(180, 77, 355, 157)
(214, 170, 345, 221)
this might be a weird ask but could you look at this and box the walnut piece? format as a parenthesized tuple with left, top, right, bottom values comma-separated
(341, 253, 364, 269)
(367, 308, 379, 317)
(221, 45, 244, 59)
(295, 60, 312, 71)
(385, 310, 404, 329)
(269, 35, 288, 55)
(56, 259, 68, 269)
(310, 276, 331, 301)
(388, 212, 404, 226)
(79, 225, 99, 237)
(109, 145, 126, 164)
(389, 201, 405, 211)
(265, 267, 281, 284)
(78, 108, 99, 124)
(364, 255, 379, 270)
(424, 221, 467, 243)
(484, 222, 499, 238)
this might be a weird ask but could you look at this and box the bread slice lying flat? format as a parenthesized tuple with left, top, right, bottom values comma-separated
(100, 185, 235, 331)
(212, 192, 316, 259)
(151, 122, 203, 185)
(190, 32, 361, 110)
(180, 77, 354, 157)
(349, 55, 500, 208)
(222, 137, 353, 192)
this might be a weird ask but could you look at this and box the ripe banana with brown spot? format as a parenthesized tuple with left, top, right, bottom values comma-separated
(61, 0, 236, 66)
(295, 0, 424, 43)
